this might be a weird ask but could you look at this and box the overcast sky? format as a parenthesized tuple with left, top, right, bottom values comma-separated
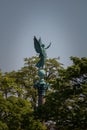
(0, 0, 87, 72)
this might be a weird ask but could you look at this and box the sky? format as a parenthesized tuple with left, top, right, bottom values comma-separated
(0, 0, 87, 72)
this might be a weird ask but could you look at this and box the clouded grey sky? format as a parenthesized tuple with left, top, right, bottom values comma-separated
(0, 0, 87, 72)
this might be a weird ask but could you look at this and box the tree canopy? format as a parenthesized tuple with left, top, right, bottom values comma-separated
(0, 56, 87, 130)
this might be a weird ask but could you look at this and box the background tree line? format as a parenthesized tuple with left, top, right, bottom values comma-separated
(0, 56, 87, 130)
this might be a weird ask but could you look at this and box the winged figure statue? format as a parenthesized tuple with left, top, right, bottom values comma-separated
(34, 36, 51, 68)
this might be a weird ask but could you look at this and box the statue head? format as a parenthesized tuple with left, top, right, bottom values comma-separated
(41, 44, 45, 48)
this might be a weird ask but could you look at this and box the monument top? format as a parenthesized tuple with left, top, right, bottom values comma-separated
(34, 36, 51, 68)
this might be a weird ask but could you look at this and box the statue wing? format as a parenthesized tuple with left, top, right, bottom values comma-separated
(34, 36, 42, 54)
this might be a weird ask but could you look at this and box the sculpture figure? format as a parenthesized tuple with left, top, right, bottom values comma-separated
(34, 36, 51, 68)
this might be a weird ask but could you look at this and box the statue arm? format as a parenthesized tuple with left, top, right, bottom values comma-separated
(45, 42, 51, 49)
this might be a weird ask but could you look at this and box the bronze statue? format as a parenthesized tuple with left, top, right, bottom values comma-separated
(33, 36, 51, 106)
(34, 36, 51, 68)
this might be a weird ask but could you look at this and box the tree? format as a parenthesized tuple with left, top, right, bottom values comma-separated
(36, 57, 87, 130)
(0, 72, 17, 98)
(1, 56, 61, 130)
(14, 57, 61, 108)
(0, 94, 47, 130)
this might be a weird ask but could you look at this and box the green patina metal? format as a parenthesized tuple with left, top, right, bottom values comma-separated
(34, 36, 51, 68)
(34, 69, 50, 96)
(33, 36, 51, 105)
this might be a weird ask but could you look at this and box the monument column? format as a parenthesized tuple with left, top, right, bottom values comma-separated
(34, 69, 49, 106)
(33, 36, 51, 106)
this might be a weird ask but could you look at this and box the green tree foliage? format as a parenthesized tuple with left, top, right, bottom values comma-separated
(0, 94, 47, 130)
(36, 57, 87, 130)
(0, 72, 16, 98)
(0, 57, 49, 130)
(13, 57, 61, 107)
(1, 56, 87, 130)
